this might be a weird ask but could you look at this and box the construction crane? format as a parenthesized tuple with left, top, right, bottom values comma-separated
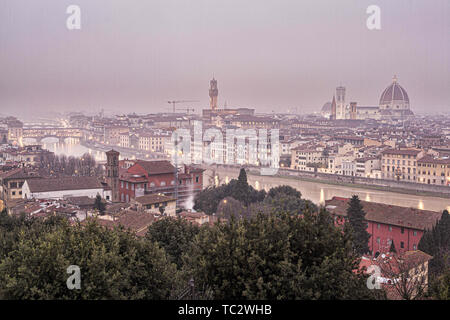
(167, 100, 199, 113)
(175, 107, 195, 115)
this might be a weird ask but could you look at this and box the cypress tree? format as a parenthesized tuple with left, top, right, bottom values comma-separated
(232, 168, 250, 204)
(389, 240, 397, 254)
(419, 210, 450, 275)
(346, 195, 370, 255)
(94, 194, 106, 214)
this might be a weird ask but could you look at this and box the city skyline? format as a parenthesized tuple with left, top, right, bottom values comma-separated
(0, 0, 449, 118)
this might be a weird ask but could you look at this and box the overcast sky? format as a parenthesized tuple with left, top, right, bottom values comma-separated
(0, 0, 449, 118)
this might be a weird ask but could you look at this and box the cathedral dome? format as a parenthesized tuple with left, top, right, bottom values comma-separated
(379, 76, 410, 109)
(321, 101, 332, 112)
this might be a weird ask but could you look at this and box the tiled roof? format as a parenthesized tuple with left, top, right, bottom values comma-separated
(381, 148, 422, 156)
(135, 160, 175, 175)
(325, 197, 441, 231)
(96, 210, 156, 236)
(417, 155, 450, 165)
(134, 194, 176, 205)
(26, 176, 104, 193)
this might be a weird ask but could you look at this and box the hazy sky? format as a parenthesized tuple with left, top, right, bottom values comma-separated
(0, 0, 449, 117)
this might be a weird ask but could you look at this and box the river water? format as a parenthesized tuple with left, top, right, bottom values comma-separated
(24, 138, 450, 213)
(204, 167, 450, 213)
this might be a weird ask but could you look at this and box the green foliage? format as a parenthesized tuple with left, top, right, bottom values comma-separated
(183, 208, 375, 300)
(419, 210, 450, 275)
(419, 210, 450, 300)
(0, 217, 178, 299)
(94, 194, 106, 214)
(389, 240, 397, 253)
(346, 195, 370, 255)
(194, 168, 265, 214)
(146, 217, 200, 268)
(264, 185, 317, 215)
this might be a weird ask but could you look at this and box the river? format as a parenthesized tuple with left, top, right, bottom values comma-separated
(24, 138, 450, 212)
(204, 167, 450, 213)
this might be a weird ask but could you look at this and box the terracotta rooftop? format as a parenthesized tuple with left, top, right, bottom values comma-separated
(25, 176, 104, 193)
(135, 160, 175, 175)
(96, 210, 156, 236)
(325, 196, 441, 231)
(134, 194, 176, 206)
(381, 148, 422, 156)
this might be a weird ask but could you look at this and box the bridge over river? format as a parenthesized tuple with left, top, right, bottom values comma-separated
(22, 127, 83, 143)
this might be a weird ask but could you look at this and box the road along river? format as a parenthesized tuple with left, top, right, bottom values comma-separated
(203, 167, 450, 213)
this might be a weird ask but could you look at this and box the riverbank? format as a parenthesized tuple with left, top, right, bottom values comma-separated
(209, 165, 450, 200)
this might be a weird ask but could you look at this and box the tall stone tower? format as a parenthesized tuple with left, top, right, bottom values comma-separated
(330, 95, 337, 120)
(105, 149, 120, 202)
(336, 86, 346, 119)
(209, 78, 218, 110)
(350, 102, 357, 120)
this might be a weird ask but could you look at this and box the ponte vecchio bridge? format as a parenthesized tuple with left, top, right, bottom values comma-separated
(22, 127, 84, 143)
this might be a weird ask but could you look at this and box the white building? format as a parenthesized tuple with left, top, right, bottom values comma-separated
(22, 176, 111, 201)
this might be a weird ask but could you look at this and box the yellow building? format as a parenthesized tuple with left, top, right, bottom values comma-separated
(417, 155, 450, 185)
(381, 148, 424, 181)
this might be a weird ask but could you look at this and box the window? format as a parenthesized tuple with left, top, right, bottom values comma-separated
(388, 226, 392, 232)
(400, 241, 404, 249)
(160, 181, 166, 186)
(401, 227, 405, 234)
(413, 244, 417, 250)
(196, 176, 199, 183)
(377, 223, 380, 229)
(376, 237, 380, 244)
(413, 231, 417, 236)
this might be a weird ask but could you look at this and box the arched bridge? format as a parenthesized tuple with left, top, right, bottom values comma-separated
(22, 127, 83, 143)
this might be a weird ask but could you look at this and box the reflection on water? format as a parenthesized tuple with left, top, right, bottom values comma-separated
(24, 137, 106, 162)
(319, 188, 325, 205)
(418, 200, 424, 210)
(206, 168, 450, 213)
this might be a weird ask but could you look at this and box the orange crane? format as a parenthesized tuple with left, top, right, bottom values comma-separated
(167, 100, 199, 113)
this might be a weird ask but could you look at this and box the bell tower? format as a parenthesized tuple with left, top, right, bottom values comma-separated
(106, 149, 120, 202)
(209, 78, 218, 110)
(336, 86, 346, 119)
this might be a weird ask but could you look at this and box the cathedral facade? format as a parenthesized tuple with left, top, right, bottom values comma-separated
(322, 76, 414, 121)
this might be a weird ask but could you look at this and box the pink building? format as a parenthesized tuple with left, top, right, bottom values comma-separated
(325, 197, 441, 256)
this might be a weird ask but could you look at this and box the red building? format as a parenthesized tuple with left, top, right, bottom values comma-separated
(118, 160, 204, 207)
(325, 197, 441, 256)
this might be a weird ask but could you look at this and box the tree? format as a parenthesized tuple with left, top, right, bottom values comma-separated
(419, 210, 450, 275)
(183, 208, 375, 300)
(194, 172, 264, 214)
(418, 210, 450, 299)
(376, 251, 432, 300)
(264, 185, 317, 215)
(0, 218, 179, 299)
(146, 217, 200, 268)
(390, 240, 397, 254)
(94, 194, 106, 214)
(346, 195, 370, 255)
(231, 168, 250, 204)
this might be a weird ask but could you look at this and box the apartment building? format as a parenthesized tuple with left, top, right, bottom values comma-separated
(417, 155, 450, 185)
(381, 148, 424, 181)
